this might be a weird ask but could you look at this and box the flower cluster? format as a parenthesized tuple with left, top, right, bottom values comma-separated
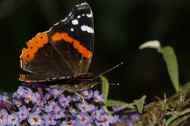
(0, 85, 140, 126)
(0, 86, 117, 126)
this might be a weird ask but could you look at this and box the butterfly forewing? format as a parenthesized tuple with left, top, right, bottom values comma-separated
(19, 2, 94, 83)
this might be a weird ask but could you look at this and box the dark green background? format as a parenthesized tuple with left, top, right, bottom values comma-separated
(1, 0, 189, 101)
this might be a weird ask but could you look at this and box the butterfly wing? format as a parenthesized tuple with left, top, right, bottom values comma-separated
(19, 3, 94, 82)
(48, 2, 94, 74)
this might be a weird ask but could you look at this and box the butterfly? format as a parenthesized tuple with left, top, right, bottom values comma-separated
(19, 2, 98, 92)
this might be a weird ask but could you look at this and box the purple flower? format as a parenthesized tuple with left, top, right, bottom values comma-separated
(16, 86, 33, 99)
(16, 86, 41, 104)
(13, 99, 22, 107)
(33, 92, 42, 105)
(50, 88, 63, 98)
(44, 101, 58, 113)
(77, 102, 95, 112)
(76, 113, 92, 126)
(129, 113, 140, 125)
(25, 92, 41, 104)
(91, 109, 105, 120)
(24, 95, 33, 104)
(96, 114, 117, 126)
(7, 113, 19, 126)
(18, 106, 29, 121)
(119, 113, 140, 126)
(38, 100, 46, 110)
(81, 90, 93, 99)
(109, 115, 119, 124)
(130, 113, 140, 121)
(28, 113, 43, 126)
(42, 113, 56, 126)
(93, 91, 104, 103)
(20, 89, 36, 104)
(58, 95, 70, 108)
(0, 85, 132, 125)
(54, 106, 65, 119)
(61, 120, 77, 126)
(43, 93, 51, 101)
(31, 105, 42, 114)
(0, 109, 8, 125)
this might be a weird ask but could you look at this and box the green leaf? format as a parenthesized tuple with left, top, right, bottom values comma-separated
(133, 95, 146, 113)
(104, 99, 135, 109)
(139, 41, 180, 93)
(159, 46, 180, 93)
(100, 76, 109, 102)
(170, 82, 190, 100)
(182, 82, 190, 94)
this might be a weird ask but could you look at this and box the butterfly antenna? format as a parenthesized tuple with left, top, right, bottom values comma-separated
(94, 62, 124, 79)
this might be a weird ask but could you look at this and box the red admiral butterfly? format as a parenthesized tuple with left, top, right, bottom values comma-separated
(19, 2, 97, 92)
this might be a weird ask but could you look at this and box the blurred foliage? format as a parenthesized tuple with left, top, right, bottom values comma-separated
(102, 42, 190, 125)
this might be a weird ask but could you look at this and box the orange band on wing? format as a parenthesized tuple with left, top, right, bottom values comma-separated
(20, 32, 48, 64)
(51, 32, 92, 59)
(19, 75, 32, 82)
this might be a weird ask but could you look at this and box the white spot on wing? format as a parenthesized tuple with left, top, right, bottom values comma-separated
(81, 25, 94, 33)
(77, 15, 81, 19)
(86, 11, 93, 18)
(70, 28, 74, 32)
(72, 19, 79, 25)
